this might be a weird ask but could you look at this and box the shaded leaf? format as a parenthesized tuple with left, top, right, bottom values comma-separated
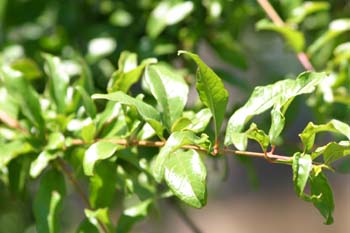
(76, 86, 97, 119)
(225, 72, 325, 150)
(256, 19, 305, 52)
(83, 141, 120, 176)
(92, 91, 164, 137)
(164, 149, 207, 208)
(299, 119, 350, 152)
(144, 64, 188, 130)
(292, 152, 312, 196)
(33, 169, 66, 233)
(178, 50, 228, 139)
(84, 208, 114, 232)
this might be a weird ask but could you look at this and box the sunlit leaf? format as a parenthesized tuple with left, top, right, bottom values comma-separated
(30, 151, 59, 178)
(288, 2, 329, 24)
(225, 72, 325, 150)
(83, 141, 121, 176)
(183, 108, 212, 133)
(178, 50, 228, 140)
(152, 131, 207, 182)
(313, 141, 350, 164)
(92, 91, 164, 137)
(164, 149, 207, 208)
(256, 19, 305, 52)
(84, 208, 114, 232)
(299, 119, 350, 152)
(144, 63, 188, 130)
(292, 152, 312, 196)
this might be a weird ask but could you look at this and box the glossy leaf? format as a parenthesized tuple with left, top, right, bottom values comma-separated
(0, 140, 32, 167)
(33, 169, 66, 233)
(245, 123, 270, 152)
(76, 86, 96, 119)
(147, 1, 194, 38)
(309, 170, 334, 225)
(288, 2, 329, 24)
(164, 149, 207, 208)
(153, 131, 206, 182)
(30, 151, 59, 178)
(225, 72, 325, 150)
(43, 53, 69, 114)
(313, 141, 350, 164)
(183, 108, 212, 133)
(107, 51, 157, 93)
(292, 152, 312, 196)
(1, 66, 45, 131)
(178, 50, 228, 139)
(299, 119, 350, 152)
(83, 141, 120, 176)
(116, 199, 152, 233)
(92, 91, 164, 137)
(144, 64, 188, 130)
(256, 19, 305, 52)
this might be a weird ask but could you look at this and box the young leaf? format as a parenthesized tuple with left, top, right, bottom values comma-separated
(116, 199, 152, 233)
(292, 152, 312, 196)
(1, 66, 45, 132)
(309, 170, 334, 225)
(152, 131, 206, 182)
(299, 119, 350, 152)
(30, 151, 59, 178)
(245, 123, 270, 152)
(164, 149, 207, 208)
(256, 19, 305, 52)
(312, 141, 350, 164)
(178, 50, 228, 140)
(225, 72, 325, 150)
(76, 86, 97, 119)
(288, 1, 330, 24)
(43, 53, 69, 114)
(107, 51, 157, 93)
(84, 208, 114, 232)
(83, 141, 121, 176)
(92, 91, 164, 137)
(183, 108, 212, 133)
(147, 1, 194, 38)
(144, 64, 188, 130)
(33, 169, 66, 233)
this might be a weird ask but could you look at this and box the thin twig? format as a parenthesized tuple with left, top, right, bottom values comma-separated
(168, 198, 203, 233)
(56, 158, 109, 233)
(257, 0, 315, 71)
(0, 111, 28, 134)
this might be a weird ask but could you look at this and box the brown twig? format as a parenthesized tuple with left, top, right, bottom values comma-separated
(0, 111, 28, 134)
(257, 0, 315, 71)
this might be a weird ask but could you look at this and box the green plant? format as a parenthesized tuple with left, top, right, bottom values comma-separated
(0, 0, 349, 232)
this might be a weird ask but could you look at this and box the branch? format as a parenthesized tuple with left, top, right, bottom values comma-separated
(0, 111, 28, 134)
(257, 0, 315, 71)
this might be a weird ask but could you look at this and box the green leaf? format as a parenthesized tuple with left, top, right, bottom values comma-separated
(43, 53, 69, 114)
(147, 1, 194, 38)
(84, 208, 114, 232)
(299, 119, 350, 152)
(178, 50, 228, 139)
(77, 219, 99, 233)
(92, 91, 164, 137)
(153, 131, 206, 182)
(144, 64, 188, 130)
(83, 141, 120, 176)
(308, 19, 350, 56)
(10, 58, 42, 80)
(256, 19, 305, 52)
(33, 169, 66, 233)
(245, 123, 270, 152)
(1, 66, 45, 132)
(164, 149, 207, 208)
(225, 72, 325, 150)
(46, 132, 65, 151)
(89, 161, 117, 208)
(30, 151, 59, 178)
(116, 199, 152, 233)
(183, 108, 212, 133)
(292, 152, 312, 196)
(171, 117, 192, 132)
(313, 141, 350, 164)
(0, 87, 18, 120)
(75, 86, 97, 119)
(309, 171, 334, 225)
(107, 51, 156, 93)
(288, 1, 330, 24)
(0, 140, 33, 167)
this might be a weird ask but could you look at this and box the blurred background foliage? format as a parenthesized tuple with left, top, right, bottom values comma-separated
(0, 0, 349, 232)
